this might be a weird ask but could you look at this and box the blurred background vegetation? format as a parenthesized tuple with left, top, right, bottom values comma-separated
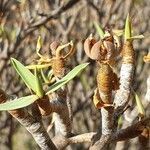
(0, 0, 149, 149)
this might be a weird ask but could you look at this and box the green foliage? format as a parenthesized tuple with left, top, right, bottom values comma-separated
(0, 95, 39, 111)
(124, 14, 144, 41)
(46, 63, 89, 94)
(7, 58, 89, 110)
(125, 14, 132, 40)
(134, 92, 145, 117)
(11, 58, 37, 93)
(35, 68, 44, 98)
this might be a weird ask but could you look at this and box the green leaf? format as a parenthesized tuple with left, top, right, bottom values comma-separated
(0, 95, 39, 111)
(35, 68, 44, 98)
(124, 15, 144, 41)
(46, 63, 89, 94)
(134, 93, 145, 117)
(125, 14, 132, 40)
(11, 58, 37, 93)
(93, 21, 105, 39)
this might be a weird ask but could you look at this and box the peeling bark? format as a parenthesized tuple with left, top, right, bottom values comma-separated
(0, 89, 57, 150)
(113, 41, 135, 121)
(53, 91, 72, 137)
(10, 109, 57, 150)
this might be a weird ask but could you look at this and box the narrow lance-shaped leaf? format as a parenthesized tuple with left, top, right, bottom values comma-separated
(0, 95, 39, 111)
(134, 93, 145, 117)
(35, 68, 44, 98)
(11, 58, 37, 93)
(124, 14, 144, 41)
(93, 21, 105, 39)
(125, 14, 132, 40)
(46, 63, 89, 94)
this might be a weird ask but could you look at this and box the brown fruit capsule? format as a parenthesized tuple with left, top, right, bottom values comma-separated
(51, 58, 66, 78)
(103, 40, 116, 60)
(90, 41, 102, 60)
(84, 37, 97, 59)
(97, 64, 113, 104)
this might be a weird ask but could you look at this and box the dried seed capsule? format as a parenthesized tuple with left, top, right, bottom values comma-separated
(90, 40, 103, 60)
(93, 88, 113, 108)
(103, 40, 116, 60)
(84, 37, 97, 59)
(97, 64, 113, 104)
(51, 58, 66, 78)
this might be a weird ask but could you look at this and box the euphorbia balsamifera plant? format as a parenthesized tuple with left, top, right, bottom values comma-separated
(0, 39, 89, 111)
(84, 15, 146, 149)
(0, 15, 148, 150)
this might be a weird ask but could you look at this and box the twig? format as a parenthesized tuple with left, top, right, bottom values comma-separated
(69, 132, 96, 143)
(112, 117, 150, 141)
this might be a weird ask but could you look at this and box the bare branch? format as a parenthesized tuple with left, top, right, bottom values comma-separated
(112, 117, 150, 141)
(22, 0, 81, 37)
(69, 132, 96, 143)
(10, 109, 57, 150)
(0, 89, 57, 150)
